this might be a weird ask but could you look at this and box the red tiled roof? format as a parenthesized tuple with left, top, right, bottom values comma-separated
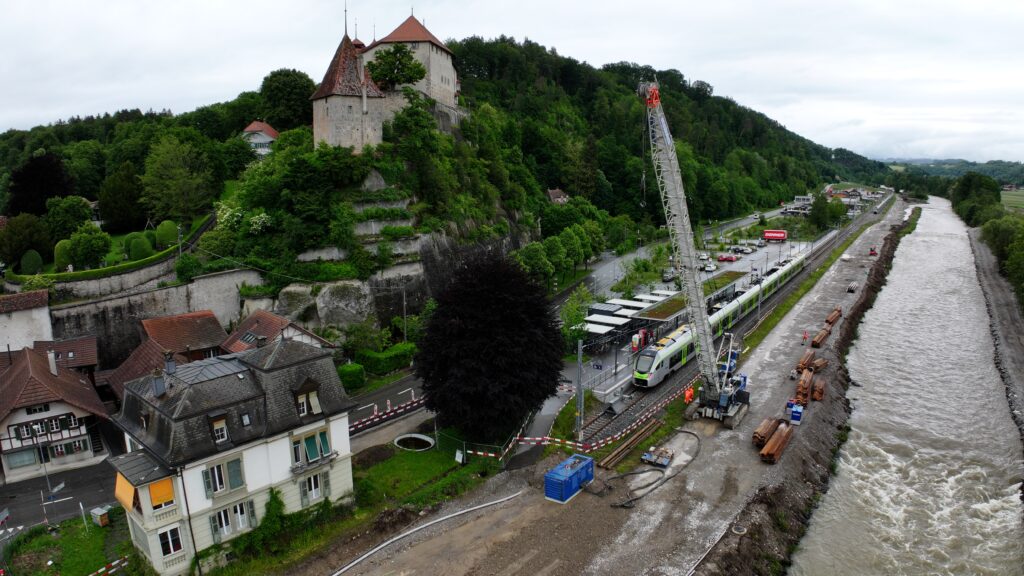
(141, 310, 228, 356)
(33, 336, 98, 369)
(312, 34, 385, 100)
(367, 15, 451, 54)
(106, 339, 188, 400)
(222, 309, 332, 354)
(0, 290, 49, 314)
(243, 120, 279, 139)
(0, 348, 107, 422)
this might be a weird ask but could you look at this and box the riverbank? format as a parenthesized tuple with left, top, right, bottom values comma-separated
(696, 207, 919, 575)
(968, 227, 1024, 498)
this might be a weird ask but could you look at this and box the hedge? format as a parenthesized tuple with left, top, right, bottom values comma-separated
(381, 225, 416, 240)
(4, 214, 210, 284)
(129, 237, 154, 261)
(20, 250, 42, 275)
(337, 363, 366, 389)
(355, 342, 416, 375)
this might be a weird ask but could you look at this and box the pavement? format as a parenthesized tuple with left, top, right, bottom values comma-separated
(0, 460, 117, 530)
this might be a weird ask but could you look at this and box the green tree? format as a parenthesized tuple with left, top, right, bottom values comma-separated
(415, 256, 562, 440)
(141, 135, 214, 222)
(98, 161, 146, 233)
(582, 220, 606, 255)
(982, 215, 1024, 268)
(221, 137, 257, 178)
(516, 241, 554, 286)
(259, 69, 315, 131)
(827, 198, 848, 225)
(53, 239, 72, 272)
(0, 213, 51, 266)
(809, 192, 830, 230)
(342, 317, 392, 356)
(560, 284, 593, 350)
(366, 44, 427, 91)
(558, 227, 583, 273)
(8, 151, 74, 215)
(67, 223, 112, 269)
(62, 139, 106, 199)
(155, 220, 178, 248)
(1006, 235, 1024, 300)
(20, 249, 42, 274)
(542, 236, 566, 284)
(128, 237, 154, 261)
(43, 195, 92, 242)
(570, 223, 593, 268)
(175, 253, 202, 282)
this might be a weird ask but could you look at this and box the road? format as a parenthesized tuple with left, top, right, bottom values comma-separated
(0, 460, 117, 530)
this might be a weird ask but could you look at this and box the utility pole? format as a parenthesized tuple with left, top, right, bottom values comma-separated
(402, 286, 408, 342)
(177, 224, 183, 258)
(576, 340, 584, 443)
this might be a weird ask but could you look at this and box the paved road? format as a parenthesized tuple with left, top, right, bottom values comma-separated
(0, 460, 117, 529)
(348, 372, 423, 423)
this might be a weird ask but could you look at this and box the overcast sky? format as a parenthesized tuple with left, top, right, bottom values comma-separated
(2, 0, 1022, 162)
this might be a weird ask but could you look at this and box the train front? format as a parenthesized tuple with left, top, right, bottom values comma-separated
(633, 349, 658, 387)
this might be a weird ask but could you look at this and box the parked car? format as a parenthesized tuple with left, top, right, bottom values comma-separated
(662, 268, 677, 282)
(731, 246, 744, 254)
(704, 263, 718, 272)
(752, 212, 761, 219)
(756, 239, 766, 247)
(740, 246, 754, 254)
(718, 254, 737, 262)
(698, 252, 710, 261)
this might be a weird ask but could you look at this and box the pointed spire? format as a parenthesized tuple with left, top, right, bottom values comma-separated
(344, 0, 348, 36)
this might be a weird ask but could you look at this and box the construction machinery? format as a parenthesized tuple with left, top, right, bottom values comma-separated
(640, 81, 750, 428)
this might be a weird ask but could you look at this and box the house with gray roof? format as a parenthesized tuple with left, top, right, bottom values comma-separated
(109, 340, 355, 575)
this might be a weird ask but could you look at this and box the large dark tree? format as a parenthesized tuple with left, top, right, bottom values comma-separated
(259, 69, 315, 132)
(366, 44, 426, 91)
(0, 213, 51, 266)
(415, 256, 562, 440)
(7, 151, 74, 215)
(98, 161, 146, 233)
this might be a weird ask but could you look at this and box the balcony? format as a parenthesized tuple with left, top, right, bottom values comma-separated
(289, 450, 338, 476)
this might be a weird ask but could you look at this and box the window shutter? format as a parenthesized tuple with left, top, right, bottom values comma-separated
(209, 515, 221, 545)
(227, 459, 244, 490)
(304, 436, 319, 462)
(309, 391, 322, 414)
(299, 478, 309, 508)
(319, 431, 331, 456)
(247, 499, 257, 527)
(322, 472, 331, 499)
(59, 417, 68, 430)
(202, 469, 213, 498)
(13, 427, 21, 439)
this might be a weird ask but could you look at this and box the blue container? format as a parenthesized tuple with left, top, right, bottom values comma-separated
(785, 400, 795, 418)
(790, 405, 804, 425)
(544, 454, 594, 504)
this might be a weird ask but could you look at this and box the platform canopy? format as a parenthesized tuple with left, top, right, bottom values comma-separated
(606, 298, 648, 309)
(652, 290, 679, 297)
(633, 294, 667, 302)
(583, 314, 631, 326)
(584, 323, 614, 335)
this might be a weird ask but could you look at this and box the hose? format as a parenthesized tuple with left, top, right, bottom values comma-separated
(601, 429, 702, 508)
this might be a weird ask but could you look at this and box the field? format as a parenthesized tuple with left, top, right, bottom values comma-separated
(1003, 188, 1024, 212)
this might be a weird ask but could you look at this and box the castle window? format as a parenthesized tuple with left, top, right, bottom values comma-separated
(348, 105, 353, 114)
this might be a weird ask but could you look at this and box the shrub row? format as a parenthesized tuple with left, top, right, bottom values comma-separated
(337, 363, 366, 389)
(355, 342, 416, 375)
(380, 225, 416, 240)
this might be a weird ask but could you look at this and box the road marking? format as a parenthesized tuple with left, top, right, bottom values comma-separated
(41, 497, 72, 506)
(495, 549, 539, 576)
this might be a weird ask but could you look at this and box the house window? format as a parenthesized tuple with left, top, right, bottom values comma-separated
(203, 458, 244, 496)
(306, 473, 321, 499)
(19, 424, 32, 438)
(51, 444, 66, 457)
(26, 404, 50, 415)
(298, 391, 322, 416)
(210, 464, 226, 493)
(213, 419, 228, 443)
(232, 502, 249, 530)
(215, 508, 232, 536)
(72, 439, 86, 452)
(158, 526, 183, 557)
(68, 351, 75, 359)
(49, 419, 60, 433)
(32, 422, 45, 436)
(292, 440, 302, 464)
(204, 349, 217, 359)
(68, 414, 79, 428)
(7, 449, 37, 468)
(295, 430, 331, 465)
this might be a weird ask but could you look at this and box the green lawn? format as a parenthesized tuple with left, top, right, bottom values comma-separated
(1003, 189, 1024, 212)
(7, 507, 132, 576)
(221, 179, 240, 202)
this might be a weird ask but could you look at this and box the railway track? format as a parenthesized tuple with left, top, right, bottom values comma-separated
(580, 211, 877, 444)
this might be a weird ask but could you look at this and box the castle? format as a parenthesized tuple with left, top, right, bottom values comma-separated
(311, 15, 458, 150)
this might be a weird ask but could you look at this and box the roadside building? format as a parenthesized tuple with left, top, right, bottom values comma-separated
(0, 290, 53, 354)
(0, 347, 109, 484)
(241, 120, 279, 157)
(547, 188, 570, 205)
(104, 339, 188, 402)
(221, 309, 333, 353)
(109, 340, 355, 575)
(141, 310, 228, 361)
(33, 336, 99, 385)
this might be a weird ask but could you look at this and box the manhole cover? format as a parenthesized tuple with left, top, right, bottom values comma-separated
(394, 433, 435, 452)
(731, 525, 748, 535)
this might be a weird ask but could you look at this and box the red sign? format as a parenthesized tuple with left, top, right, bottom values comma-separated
(763, 229, 788, 241)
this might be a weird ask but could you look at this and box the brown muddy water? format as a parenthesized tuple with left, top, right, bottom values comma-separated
(791, 198, 1024, 575)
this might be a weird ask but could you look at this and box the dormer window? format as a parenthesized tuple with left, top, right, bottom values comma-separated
(213, 419, 228, 443)
(297, 391, 322, 416)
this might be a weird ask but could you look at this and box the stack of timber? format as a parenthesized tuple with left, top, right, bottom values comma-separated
(752, 418, 785, 448)
(759, 422, 794, 464)
(811, 326, 831, 348)
(812, 357, 830, 372)
(812, 376, 826, 401)
(825, 307, 842, 326)
(796, 369, 813, 406)
(796, 349, 816, 372)
(597, 418, 662, 469)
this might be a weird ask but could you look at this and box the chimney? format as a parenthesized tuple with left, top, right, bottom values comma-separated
(256, 335, 268, 348)
(152, 368, 166, 398)
(164, 350, 176, 375)
(47, 349, 58, 375)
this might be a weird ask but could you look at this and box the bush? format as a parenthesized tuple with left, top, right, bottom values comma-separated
(144, 229, 158, 248)
(122, 232, 145, 256)
(53, 240, 72, 272)
(20, 274, 55, 293)
(68, 223, 112, 269)
(338, 363, 366, 390)
(128, 237, 154, 261)
(355, 342, 416, 375)
(381, 225, 415, 240)
(155, 220, 178, 248)
(20, 249, 42, 274)
(175, 253, 202, 282)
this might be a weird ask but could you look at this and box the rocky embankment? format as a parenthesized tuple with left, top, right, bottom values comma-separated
(697, 212, 916, 575)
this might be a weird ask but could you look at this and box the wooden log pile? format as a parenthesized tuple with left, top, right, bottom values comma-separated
(759, 422, 793, 464)
(811, 326, 831, 348)
(796, 349, 816, 372)
(752, 418, 784, 448)
(796, 369, 813, 406)
(825, 308, 842, 326)
(812, 376, 826, 401)
(812, 357, 830, 372)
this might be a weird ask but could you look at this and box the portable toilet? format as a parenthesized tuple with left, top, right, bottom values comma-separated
(544, 454, 594, 504)
(790, 405, 804, 426)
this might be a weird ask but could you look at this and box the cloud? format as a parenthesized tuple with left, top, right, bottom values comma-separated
(2, 0, 1022, 161)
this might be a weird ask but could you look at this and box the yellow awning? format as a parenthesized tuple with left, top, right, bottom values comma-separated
(149, 477, 174, 508)
(115, 472, 137, 511)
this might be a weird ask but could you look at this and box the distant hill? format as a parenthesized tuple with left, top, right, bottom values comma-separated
(886, 159, 1024, 186)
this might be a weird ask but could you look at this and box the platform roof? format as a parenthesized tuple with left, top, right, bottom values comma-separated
(584, 314, 632, 326)
(634, 294, 667, 302)
(584, 323, 614, 335)
(606, 299, 649, 309)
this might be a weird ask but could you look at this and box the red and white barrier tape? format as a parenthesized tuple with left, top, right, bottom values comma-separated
(87, 556, 129, 576)
(349, 397, 427, 432)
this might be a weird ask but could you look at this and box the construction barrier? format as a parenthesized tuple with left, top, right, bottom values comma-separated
(86, 556, 129, 576)
(349, 397, 427, 433)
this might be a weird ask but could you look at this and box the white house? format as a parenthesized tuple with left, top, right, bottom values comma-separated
(241, 121, 279, 157)
(0, 347, 110, 484)
(0, 290, 53, 354)
(221, 309, 334, 354)
(109, 340, 354, 575)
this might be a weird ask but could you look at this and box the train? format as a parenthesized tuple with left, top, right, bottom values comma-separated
(632, 252, 808, 388)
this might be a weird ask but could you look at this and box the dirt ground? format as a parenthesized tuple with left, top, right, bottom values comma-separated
(288, 201, 909, 576)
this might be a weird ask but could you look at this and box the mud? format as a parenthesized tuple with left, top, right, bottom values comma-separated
(696, 212, 914, 575)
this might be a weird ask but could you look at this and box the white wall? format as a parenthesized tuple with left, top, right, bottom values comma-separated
(0, 306, 52, 352)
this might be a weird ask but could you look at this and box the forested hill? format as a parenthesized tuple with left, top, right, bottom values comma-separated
(449, 36, 887, 223)
(890, 159, 1024, 186)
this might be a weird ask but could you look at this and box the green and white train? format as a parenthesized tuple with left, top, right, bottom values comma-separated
(633, 253, 808, 388)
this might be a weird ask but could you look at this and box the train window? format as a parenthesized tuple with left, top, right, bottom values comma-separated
(636, 355, 655, 372)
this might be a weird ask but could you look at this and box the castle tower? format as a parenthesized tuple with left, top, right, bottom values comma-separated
(311, 34, 385, 150)
(362, 15, 458, 107)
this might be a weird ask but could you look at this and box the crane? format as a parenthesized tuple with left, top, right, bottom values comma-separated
(639, 81, 750, 428)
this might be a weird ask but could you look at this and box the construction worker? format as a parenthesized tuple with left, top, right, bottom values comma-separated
(801, 330, 808, 346)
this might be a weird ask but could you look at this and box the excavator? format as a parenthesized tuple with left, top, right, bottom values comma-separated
(639, 81, 750, 428)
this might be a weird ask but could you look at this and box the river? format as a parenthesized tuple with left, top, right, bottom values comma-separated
(790, 197, 1024, 575)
